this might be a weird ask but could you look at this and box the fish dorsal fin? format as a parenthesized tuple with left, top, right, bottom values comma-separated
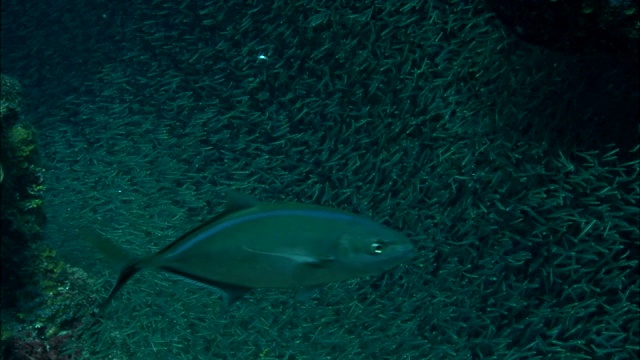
(154, 191, 260, 258)
(225, 190, 259, 212)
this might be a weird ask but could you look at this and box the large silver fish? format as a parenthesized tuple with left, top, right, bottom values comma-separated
(90, 192, 414, 309)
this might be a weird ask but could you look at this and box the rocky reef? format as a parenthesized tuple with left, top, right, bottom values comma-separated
(1, 75, 94, 359)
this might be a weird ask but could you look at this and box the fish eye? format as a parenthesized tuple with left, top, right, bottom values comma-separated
(371, 242, 385, 254)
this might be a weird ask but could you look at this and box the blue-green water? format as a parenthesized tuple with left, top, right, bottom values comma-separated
(1, 0, 637, 359)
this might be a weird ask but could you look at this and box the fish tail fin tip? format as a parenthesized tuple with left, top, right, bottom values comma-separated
(98, 260, 143, 313)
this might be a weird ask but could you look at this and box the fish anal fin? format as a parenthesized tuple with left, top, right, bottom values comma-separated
(221, 285, 251, 306)
(161, 266, 251, 305)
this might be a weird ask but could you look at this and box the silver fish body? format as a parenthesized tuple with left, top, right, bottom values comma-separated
(93, 192, 414, 308)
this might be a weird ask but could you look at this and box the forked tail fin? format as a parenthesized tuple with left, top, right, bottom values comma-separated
(81, 227, 145, 313)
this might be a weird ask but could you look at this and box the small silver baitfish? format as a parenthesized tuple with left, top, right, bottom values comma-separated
(90, 192, 414, 310)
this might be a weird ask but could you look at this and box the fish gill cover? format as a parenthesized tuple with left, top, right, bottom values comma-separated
(0, 0, 637, 359)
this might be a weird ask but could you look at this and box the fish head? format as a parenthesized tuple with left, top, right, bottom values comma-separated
(337, 221, 415, 276)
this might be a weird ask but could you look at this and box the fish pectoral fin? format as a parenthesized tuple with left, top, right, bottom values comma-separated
(243, 246, 335, 266)
(302, 256, 335, 268)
